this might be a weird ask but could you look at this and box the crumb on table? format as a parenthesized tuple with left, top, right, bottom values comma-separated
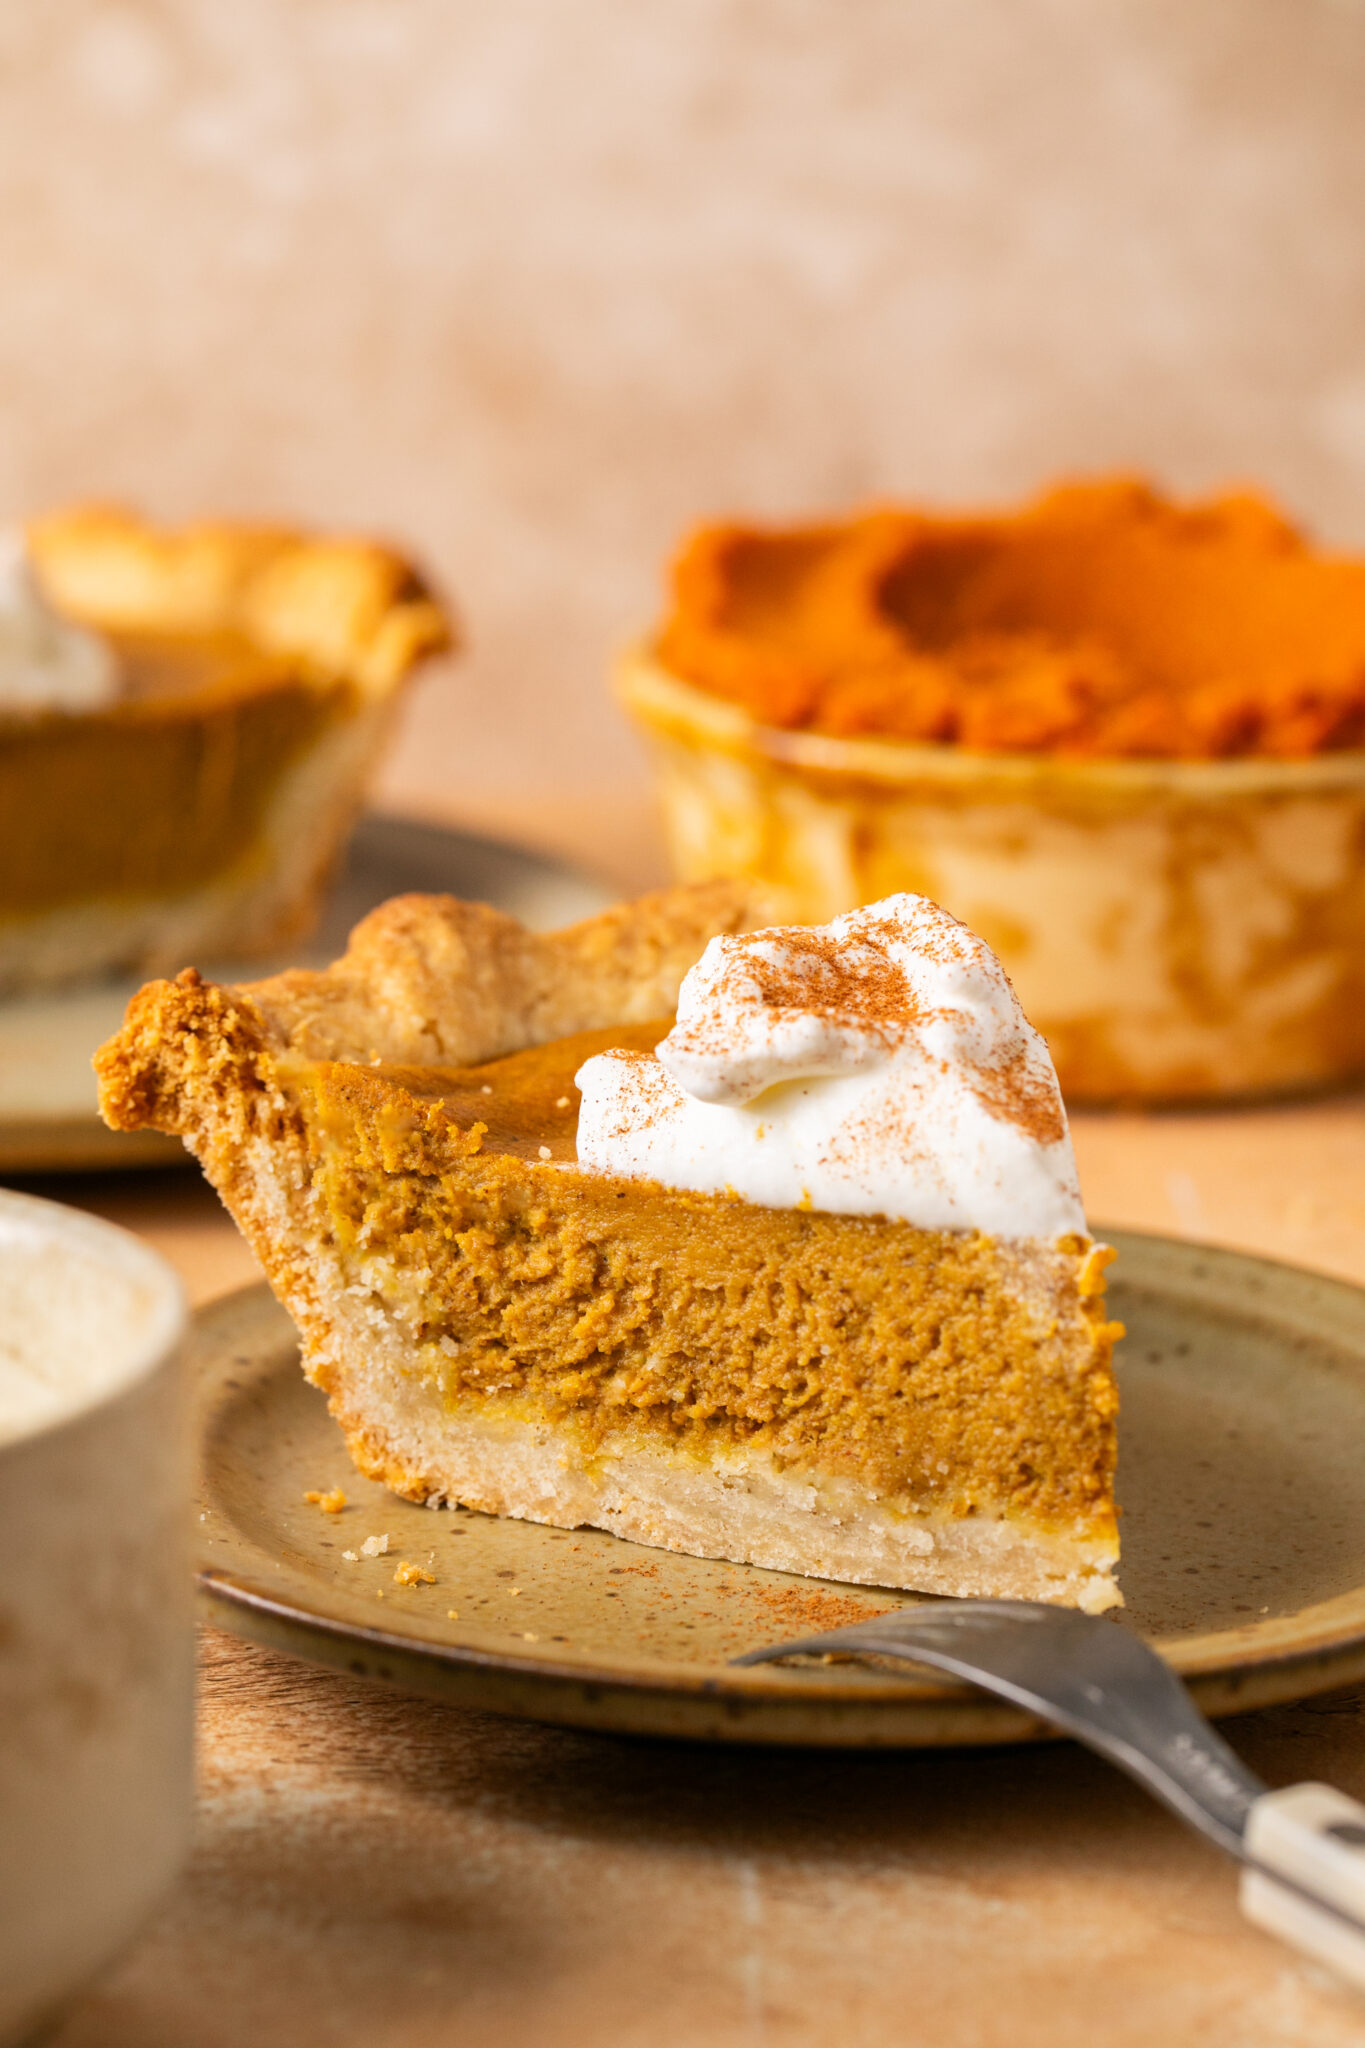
(303, 1488, 348, 1514)
(394, 1561, 436, 1586)
(360, 1533, 390, 1557)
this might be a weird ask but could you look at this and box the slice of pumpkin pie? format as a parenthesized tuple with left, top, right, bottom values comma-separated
(96, 880, 1122, 1610)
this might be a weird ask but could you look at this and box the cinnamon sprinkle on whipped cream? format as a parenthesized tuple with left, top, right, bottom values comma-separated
(574, 894, 1086, 1238)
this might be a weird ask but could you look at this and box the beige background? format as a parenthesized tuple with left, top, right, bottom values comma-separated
(4, 0, 1365, 847)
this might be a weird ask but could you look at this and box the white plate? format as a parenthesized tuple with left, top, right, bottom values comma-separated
(0, 815, 613, 1173)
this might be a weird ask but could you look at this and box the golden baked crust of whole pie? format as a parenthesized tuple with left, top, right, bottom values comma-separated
(0, 506, 451, 992)
(95, 880, 1121, 1611)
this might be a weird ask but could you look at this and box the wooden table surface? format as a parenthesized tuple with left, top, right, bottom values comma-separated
(13, 807, 1365, 2048)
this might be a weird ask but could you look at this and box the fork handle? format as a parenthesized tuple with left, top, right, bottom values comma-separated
(1241, 1783, 1365, 1990)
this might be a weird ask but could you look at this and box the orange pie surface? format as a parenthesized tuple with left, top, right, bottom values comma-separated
(657, 477, 1365, 758)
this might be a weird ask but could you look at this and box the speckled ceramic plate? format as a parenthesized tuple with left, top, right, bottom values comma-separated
(194, 1228, 1365, 1746)
(0, 814, 612, 1174)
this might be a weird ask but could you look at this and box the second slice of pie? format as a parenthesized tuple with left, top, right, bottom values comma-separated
(96, 879, 1122, 1610)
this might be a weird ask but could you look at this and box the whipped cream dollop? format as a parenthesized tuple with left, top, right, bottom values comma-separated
(0, 531, 118, 715)
(575, 894, 1086, 1238)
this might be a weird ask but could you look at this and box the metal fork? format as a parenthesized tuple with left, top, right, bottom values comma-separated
(734, 1600, 1365, 1991)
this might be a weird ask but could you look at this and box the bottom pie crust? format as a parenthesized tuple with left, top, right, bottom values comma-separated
(326, 1334, 1121, 1614)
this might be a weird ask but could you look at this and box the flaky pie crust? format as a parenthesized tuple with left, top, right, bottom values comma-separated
(97, 878, 764, 1125)
(25, 503, 452, 698)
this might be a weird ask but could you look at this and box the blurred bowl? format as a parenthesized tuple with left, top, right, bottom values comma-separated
(0, 1191, 192, 2047)
(620, 652, 1365, 1104)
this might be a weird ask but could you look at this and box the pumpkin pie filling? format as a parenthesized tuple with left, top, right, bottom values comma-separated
(658, 478, 1365, 758)
(96, 881, 1121, 1609)
(296, 1025, 1117, 1533)
(1, 637, 344, 917)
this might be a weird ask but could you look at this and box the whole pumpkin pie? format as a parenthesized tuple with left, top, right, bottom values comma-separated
(96, 880, 1122, 1610)
(621, 478, 1365, 1103)
(0, 506, 450, 995)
